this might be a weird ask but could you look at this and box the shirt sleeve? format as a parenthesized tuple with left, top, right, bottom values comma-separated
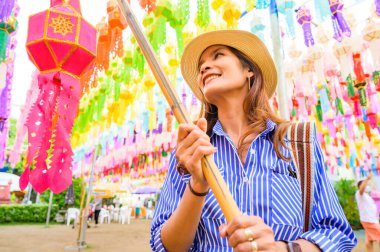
(298, 139, 357, 252)
(150, 150, 189, 252)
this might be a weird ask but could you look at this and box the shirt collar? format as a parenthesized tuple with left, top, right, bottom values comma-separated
(211, 119, 277, 139)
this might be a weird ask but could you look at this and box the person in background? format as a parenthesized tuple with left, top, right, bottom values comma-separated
(91, 195, 102, 227)
(135, 197, 143, 219)
(356, 171, 380, 252)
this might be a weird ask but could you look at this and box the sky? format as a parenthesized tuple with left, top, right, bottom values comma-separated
(10, 0, 108, 119)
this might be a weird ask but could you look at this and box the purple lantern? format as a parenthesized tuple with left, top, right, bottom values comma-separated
(296, 6, 314, 47)
(376, 0, 380, 16)
(329, 0, 351, 41)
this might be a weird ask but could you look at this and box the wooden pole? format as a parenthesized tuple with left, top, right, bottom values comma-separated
(76, 162, 87, 246)
(78, 145, 98, 246)
(117, 0, 241, 222)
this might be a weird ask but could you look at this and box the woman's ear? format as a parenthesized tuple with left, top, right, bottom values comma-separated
(247, 70, 254, 78)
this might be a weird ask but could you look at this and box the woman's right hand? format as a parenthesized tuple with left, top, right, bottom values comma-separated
(175, 118, 216, 188)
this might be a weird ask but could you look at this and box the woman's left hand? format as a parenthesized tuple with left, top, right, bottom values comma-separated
(219, 215, 286, 252)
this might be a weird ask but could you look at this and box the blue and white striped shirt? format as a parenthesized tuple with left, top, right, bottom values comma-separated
(151, 120, 357, 251)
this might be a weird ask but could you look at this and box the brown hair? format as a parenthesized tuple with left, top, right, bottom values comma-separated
(199, 46, 290, 161)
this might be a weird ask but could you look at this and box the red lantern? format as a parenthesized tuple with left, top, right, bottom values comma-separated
(353, 52, 369, 107)
(21, 0, 96, 193)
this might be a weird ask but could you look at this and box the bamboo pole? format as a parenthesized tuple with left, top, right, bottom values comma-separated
(76, 173, 87, 245)
(78, 145, 98, 246)
(117, 0, 241, 222)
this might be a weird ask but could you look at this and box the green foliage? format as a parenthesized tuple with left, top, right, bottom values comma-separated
(334, 179, 362, 230)
(41, 177, 83, 210)
(0, 204, 58, 223)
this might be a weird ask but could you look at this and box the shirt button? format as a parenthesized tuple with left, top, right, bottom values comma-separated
(243, 177, 249, 183)
(250, 149, 256, 155)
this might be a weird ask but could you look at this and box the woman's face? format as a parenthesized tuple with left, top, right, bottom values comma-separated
(197, 45, 252, 103)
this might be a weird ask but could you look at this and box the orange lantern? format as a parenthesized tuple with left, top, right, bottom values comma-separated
(107, 0, 128, 58)
(20, 0, 96, 193)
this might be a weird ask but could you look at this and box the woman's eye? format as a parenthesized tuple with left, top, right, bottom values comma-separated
(215, 52, 223, 59)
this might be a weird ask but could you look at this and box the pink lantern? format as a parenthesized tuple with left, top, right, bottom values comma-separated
(20, 0, 96, 194)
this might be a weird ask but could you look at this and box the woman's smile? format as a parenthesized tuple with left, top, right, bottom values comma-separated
(203, 73, 221, 86)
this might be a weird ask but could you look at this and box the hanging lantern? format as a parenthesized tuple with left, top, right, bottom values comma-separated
(222, 1, 241, 28)
(328, 0, 351, 42)
(296, 6, 314, 47)
(21, 0, 97, 194)
(95, 20, 110, 71)
(139, 0, 157, 13)
(196, 0, 211, 28)
(169, 0, 190, 55)
(0, 15, 17, 63)
(362, 17, 380, 92)
(352, 52, 368, 107)
(277, 1, 297, 39)
(0, 0, 15, 21)
(375, 0, 380, 17)
(107, 0, 128, 58)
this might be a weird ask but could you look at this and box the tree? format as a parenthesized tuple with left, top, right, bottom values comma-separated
(334, 179, 362, 230)
(41, 177, 84, 210)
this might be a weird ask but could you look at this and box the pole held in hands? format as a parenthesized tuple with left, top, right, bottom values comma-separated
(116, 0, 241, 222)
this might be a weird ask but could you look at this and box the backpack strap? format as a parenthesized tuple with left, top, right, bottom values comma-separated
(287, 122, 316, 233)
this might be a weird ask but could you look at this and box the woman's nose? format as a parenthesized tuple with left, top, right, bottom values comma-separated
(200, 65, 211, 75)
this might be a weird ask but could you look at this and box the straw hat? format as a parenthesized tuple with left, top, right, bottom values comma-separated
(180, 30, 277, 100)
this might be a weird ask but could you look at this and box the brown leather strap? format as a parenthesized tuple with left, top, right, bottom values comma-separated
(287, 122, 315, 232)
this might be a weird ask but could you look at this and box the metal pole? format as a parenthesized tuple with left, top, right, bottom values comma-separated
(117, 0, 241, 222)
(25, 184, 32, 204)
(45, 190, 53, 227)
(36, 193, 40, 204)
(78, 145, 98, 248)
(269, 0, 290, 119)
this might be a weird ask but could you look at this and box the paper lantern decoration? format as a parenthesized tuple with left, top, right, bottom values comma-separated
(21, 0, 97, 194)
(255, 0, 270, 9)
(328, 0, 351, 42)
(95, 20, 110, 71)
(222, 1, 241, 28)
(195, 0, 211, 28)
(352, 52, 368, 107)
(0, 0, 15, 21)
(333, 38, 353, 79)
(316, 26, 332, 44)
(169, 0, 190, 55)
(375, 0, 380, 17)
(139, 0, 157, 13)
(363, 18, 380, 70)
(250, 16, 266, 40)
(296, 6, 314, 47)
(0, 16, 17, 63)
(277, 0, 296, 39)
(107, 0, 128, 58)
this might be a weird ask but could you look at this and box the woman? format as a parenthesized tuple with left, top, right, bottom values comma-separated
(150, 30, 356, 252)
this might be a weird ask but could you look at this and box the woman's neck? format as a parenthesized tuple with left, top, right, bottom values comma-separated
(215, 98, 249, 146)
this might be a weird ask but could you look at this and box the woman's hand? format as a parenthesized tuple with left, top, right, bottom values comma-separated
(219, 216, 287, 252)
(175, 118, 216, 188)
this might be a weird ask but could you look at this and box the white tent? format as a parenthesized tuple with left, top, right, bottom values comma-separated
(0, 172, 21, 191)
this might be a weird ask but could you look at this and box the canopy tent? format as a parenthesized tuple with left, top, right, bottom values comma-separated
(132, 186, 160, 195)
(92, 183, 129, 198)
(0, 172, 21, 192)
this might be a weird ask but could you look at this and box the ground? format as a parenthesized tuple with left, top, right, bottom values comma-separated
(0, 220, 376, 251)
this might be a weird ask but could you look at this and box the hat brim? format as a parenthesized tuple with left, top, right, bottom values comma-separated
(180, 30, 277, 100)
